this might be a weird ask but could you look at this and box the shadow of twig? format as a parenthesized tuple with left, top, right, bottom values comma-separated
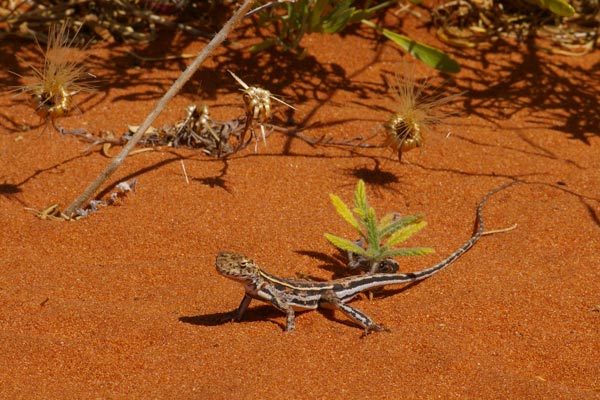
(0, 152, 90, 205)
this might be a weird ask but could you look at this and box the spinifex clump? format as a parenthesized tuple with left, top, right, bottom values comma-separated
(325, 179, 434, 274)
(16, 21, 95, 123)
(384, 63, 462, 161)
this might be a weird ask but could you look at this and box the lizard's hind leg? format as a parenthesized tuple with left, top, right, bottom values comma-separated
(320, 291, 388, 335)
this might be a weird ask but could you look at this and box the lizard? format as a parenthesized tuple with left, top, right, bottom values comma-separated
(215, 181, 517, 335)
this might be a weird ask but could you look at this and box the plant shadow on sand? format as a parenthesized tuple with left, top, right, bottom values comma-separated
(452, 36, 600, 144)
(4, 16, 598, 226)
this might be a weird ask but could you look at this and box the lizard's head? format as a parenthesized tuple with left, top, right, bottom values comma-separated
(216, 251, 261, 282)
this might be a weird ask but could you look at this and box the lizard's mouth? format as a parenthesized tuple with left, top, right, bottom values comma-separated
(215, 264, 239, 278)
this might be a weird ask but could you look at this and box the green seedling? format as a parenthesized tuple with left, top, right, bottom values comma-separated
(325, 179, 434, 274)
(250, 0, 459, 73)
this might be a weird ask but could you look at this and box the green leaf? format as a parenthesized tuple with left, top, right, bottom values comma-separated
(382, 247, 435, 258)
(249, 38, 277, 53)
(309, 0, 330, 32)
(383, 29, 460, 73)
(346, 0, 395, 24)
(386, 220, 428, 247)
(323, 4, 355, 33)
(364, 206, 380, 252)
(324, 233, 368, 255)
(361, 20, 460, 73)
(525, 0, 575, 16)
(329, 194, 361, 232)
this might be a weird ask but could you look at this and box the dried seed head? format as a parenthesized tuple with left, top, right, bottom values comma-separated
(197, 104, 211, 126)
(228, 70, 295, 122)
(242, 86, 272, 123)
(227, 70, 295, 150)
(16, 21, 95, 121)
(384, 113, 424, 155)
(384, 63, 462, 161)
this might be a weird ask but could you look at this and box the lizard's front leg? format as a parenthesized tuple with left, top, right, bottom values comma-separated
(321, 291, 388, 335)
(221, 294, 252, 323)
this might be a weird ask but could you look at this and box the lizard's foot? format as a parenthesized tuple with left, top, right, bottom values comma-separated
(361, 323, 389, 337)
(219, 310, 243, 324)
(284, 320, 296, 332)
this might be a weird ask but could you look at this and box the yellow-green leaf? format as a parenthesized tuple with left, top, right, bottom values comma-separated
(378, 213, 396, 230)
(329, 193, 361, 232)
(386, 220, 428, 247)
(379, 214, 424, 240)
(354, 179, 368, 214)
(383, 247, 435, 258)
(324, 233, 368, 255)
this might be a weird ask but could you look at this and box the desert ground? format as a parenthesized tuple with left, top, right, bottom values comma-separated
(1, 5, 599, 399)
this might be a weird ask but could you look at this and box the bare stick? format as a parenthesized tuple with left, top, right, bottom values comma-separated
(482, 224, 518, 235)
(180, 159, 190, 184)
(63, 0, 254, 218)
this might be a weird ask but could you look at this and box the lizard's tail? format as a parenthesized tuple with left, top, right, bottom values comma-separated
(395, 180, 519, 283)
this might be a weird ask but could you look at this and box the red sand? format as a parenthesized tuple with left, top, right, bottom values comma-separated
(1, 9, 599, 399)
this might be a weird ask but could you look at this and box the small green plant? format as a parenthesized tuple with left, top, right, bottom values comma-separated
(250, 0, 460, 73)
(324, 179, 434, 273)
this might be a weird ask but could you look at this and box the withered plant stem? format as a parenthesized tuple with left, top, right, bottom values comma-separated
(63, 0, 254, 218)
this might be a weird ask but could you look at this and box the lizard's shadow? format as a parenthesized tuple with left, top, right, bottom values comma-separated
(179, 285, 421, 331)
(189, 287, 424, 331)
(179, 306, 287, 330)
